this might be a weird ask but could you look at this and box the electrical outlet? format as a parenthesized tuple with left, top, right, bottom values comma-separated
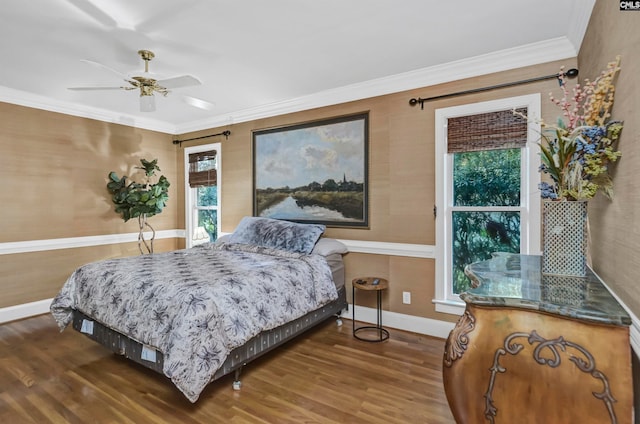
(402, 291, 411, 304)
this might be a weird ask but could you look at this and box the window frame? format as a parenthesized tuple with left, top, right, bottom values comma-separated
(434, 94, 541, 315)
(184, 142, 221, 248)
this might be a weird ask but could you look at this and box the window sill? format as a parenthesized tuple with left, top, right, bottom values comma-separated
(433, 299, 465, 316)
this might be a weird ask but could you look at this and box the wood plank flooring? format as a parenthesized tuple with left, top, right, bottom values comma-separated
(0, 314, 455, 423)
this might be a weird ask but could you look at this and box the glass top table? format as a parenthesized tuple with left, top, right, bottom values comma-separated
(462, 252, 631, 326)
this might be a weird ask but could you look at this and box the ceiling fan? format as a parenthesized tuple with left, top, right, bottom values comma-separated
(69, 50, 211, 112)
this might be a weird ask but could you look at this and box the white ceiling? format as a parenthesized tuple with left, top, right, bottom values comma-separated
(0, 0, 594, 134)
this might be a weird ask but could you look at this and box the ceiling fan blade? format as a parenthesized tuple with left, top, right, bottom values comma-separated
(71, 50, 199, 112)
(157, 75, 201, 89)
(134, 0, 202, 33)
(68, 86, 124, 91)
(183, 95, 216, 111)
(65, 0, 118, 28)
(80, 59, 131, 81)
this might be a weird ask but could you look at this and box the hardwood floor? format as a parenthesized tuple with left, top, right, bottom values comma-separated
(0, 314, 455, 423)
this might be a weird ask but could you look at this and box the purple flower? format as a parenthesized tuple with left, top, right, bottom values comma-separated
(539, 182, 558, 199)
(575, 136, 597, 155)
(582, 126, 606, 140)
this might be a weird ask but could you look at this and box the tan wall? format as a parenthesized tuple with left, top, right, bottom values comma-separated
(176, 58, 574, 324)
(578, 0, 640, 317)
(0, 103, 180, 307)
(11, 50, 631, 326)
(578, 7, 640, 412)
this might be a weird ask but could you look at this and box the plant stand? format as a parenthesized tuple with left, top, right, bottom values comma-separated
(138, 214, 156, 254)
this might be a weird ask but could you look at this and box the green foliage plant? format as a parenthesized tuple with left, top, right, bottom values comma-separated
(106, 159, 170, 253)
(107, 159, 170, 221)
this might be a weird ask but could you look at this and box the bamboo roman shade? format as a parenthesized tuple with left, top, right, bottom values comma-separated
(447, 107, 528, 153)
(188, 150, 217, 187)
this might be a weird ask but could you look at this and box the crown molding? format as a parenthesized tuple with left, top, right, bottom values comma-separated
(0, 86, 176, 133)
(567, 0, 596, 53)
(1, 37, 577, 135)
(175, 37, 577, 133)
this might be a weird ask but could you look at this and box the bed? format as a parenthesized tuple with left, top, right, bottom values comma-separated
(50, 217, 348, 403)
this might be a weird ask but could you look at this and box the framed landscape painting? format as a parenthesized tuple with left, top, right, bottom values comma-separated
(252, 112, 369, 228)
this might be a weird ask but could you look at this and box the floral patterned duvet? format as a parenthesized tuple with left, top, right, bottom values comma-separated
(50, 242, 338, 402)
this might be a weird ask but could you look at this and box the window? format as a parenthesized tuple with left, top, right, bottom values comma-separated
(184, 143, 221, 248)
(434, 95, 541, 314)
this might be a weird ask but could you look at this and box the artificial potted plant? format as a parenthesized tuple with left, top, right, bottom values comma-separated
(528, 57, 623, 276)
(107, 158, 170, 254)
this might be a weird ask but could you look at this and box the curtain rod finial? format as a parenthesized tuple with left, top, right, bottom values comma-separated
(557, 68, 579, 86)
(409, 98, 425, 109)
(565, 68, 579, 78)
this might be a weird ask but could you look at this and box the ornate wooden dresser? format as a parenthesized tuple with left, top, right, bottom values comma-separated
(442, 253, 633, 423)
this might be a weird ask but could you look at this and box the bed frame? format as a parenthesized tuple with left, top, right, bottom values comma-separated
(72, 285, 347, 391)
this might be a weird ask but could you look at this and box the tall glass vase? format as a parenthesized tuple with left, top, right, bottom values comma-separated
(542, 200, 588, 277)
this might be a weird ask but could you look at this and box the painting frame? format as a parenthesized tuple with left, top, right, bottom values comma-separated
(252, 112, 369, 228)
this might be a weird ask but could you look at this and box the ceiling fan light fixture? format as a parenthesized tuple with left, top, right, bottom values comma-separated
(140, 94, 155, 112)
(70, 50, 202, 112)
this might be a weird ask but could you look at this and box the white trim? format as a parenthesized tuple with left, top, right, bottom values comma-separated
(0, 38, 576, 135)
(0, 230, 185, 255)
(4, 297, 638, 359)
(347, 304, 456, 340)
(0, 231, 431, 258)
(0, 297, 456, 340)
(0, 299, 53, 324)
(338, 239, 435, 258)
(0, 86, 175, 134)
(590, 268, 640, 357)
(566, 0, 596, 52)
(11, 231, 636, 359)
(5, 284, 639, 362)
(631, 320, 640, 357)
(433, 299, 466, 316)
(176, 38, 576, 133)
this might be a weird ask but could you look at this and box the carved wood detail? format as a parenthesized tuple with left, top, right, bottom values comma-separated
(443, 309, 476, 367)
(484, 330, 618, 424)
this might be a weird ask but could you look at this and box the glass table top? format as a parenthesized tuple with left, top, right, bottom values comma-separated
(461, 253, 631, 326)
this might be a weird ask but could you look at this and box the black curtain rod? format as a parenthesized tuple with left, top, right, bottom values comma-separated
(408, 68, 579, 110)
(172, 130, 231, 147)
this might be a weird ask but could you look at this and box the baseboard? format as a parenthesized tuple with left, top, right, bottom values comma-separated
(0, 298, 456, 341)
(590, 268, 640, 357)
(347, 304, 455, 340)
(0, 298, 53, 324)
(4, 298, 637, 358)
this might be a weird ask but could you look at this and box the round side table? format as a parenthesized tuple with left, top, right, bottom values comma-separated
(352, 277, 389, 342)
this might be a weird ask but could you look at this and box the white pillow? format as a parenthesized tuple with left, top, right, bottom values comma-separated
(311, 238, 348, 256)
